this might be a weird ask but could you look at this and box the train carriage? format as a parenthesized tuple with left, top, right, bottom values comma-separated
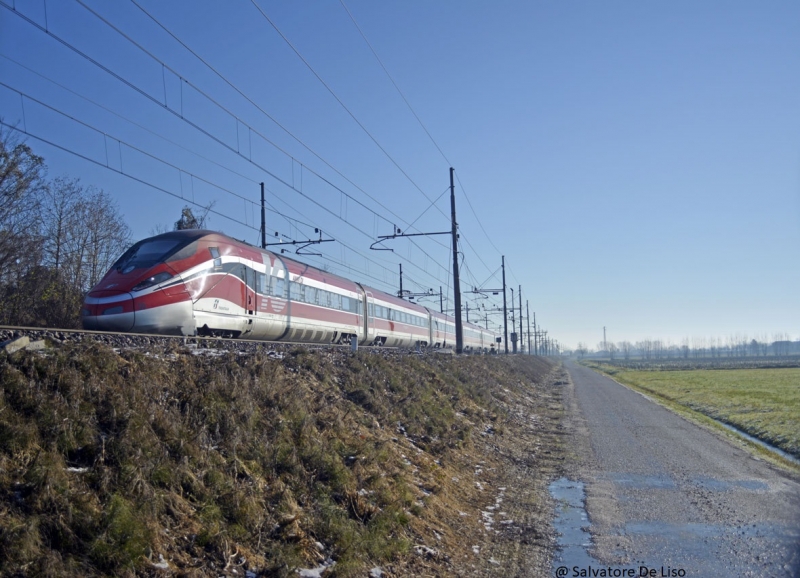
(363, 289, 430, 348)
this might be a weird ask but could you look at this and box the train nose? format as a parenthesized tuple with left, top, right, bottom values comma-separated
(82, 291, 135, 332)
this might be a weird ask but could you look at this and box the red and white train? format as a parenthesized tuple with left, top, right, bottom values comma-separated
(82, 230, 501, 352)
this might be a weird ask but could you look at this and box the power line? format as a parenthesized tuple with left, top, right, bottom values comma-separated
(1, 1, 453, 289)
(335, 3, 503, 281)
(0, 119, 252, 230)
(338, 0, 452, 167)
(0, 53, 262, 189)
(246, 0, 450, 221)
(92, 0, 454, 273)
(0, 81, 450, 295)
(127, 0, 444, 242)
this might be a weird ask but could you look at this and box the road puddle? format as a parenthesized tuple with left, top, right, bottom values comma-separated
(549, 477, 596, 569)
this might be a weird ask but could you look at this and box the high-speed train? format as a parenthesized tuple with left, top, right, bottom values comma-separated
(82, 230, 501, 352)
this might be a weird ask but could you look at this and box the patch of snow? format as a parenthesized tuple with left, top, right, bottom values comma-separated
(151, 554, 169, 570)
(414, 545, 437, 557)
(369, 568, 383, 578)
(66, 467, 89, 473)
(297, 558, 335, 577)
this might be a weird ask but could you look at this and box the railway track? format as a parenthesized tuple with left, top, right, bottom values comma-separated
(0, 325, 448, 358)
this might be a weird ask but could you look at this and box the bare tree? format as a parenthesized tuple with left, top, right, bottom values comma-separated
(79, 187, 132, 291)
(0, 125, 46, 281)
(40, 177, 83, 272)
(39, 179, 131, 293)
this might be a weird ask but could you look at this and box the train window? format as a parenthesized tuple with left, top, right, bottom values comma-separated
(273, 277, 286, 298)
(368, 304, 374, 316)
(246, 268, 257, 290)
(342, 296, 350, 311)
(332, 293, 341, 310)
(114, 238, 184, 272)
(208, 247, 220, 259)
(289, 282, 301, 301)
(231, 264, 246, 282)
(257, 273, 269, 295)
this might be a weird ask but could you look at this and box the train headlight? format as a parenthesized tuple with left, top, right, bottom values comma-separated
(132, 271, 173, 292)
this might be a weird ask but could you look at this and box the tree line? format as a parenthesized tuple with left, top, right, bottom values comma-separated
(575, 332, 799, 360)
(0, 127, 131, 328)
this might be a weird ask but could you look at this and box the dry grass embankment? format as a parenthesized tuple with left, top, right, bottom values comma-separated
(584, 361, 800, 459)
(0, 341, 564, 577)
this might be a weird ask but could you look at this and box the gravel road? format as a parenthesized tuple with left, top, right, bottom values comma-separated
(559, 361, 800, 577)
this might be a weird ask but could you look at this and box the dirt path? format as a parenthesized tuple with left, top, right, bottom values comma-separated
(560, 361, 800, 577)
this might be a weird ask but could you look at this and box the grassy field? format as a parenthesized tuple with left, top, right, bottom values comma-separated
(583, 362, 800, 459)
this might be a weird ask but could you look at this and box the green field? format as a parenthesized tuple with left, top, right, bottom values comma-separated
(584, 362, 800, 459)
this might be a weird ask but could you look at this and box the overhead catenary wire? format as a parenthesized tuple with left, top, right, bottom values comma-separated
(5, 1, 513, 318)
(0, 1, 454, 291)
(336, 1, 504, 279)
(128, 0, 449, 251)
(338, 0, 452, 168)
(101, 0, 455, 267)
(246, 0, 450, 223)
(0, 83, 450, 297)
(0, 119, 252, 230)
(0, 53, 262, 189)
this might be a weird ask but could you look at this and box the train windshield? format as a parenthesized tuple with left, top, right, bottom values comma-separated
(113, 238, 186, 272)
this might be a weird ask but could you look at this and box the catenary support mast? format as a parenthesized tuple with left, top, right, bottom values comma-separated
(450, 167, 463, 354)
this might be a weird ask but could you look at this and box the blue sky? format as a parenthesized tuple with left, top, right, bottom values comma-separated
(1, 0, 798, 350)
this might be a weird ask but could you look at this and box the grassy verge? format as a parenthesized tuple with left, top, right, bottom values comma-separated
(0, 342, 557, 577)
(582, 361, 800, 461)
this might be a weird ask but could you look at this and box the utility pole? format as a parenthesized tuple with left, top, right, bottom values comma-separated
(533, 312, 538, 355)
(510, 288, 517, 354)
(439, 286, 443, 313)
(466, 302, 469, 323)
(398, 264, 403, 299)
(526, 300, 531, 356)
(518, 285, 523, 354)
(260, 182, 266, 249)
(450, 168, 463, 354)
(502, 255, 508, 354)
